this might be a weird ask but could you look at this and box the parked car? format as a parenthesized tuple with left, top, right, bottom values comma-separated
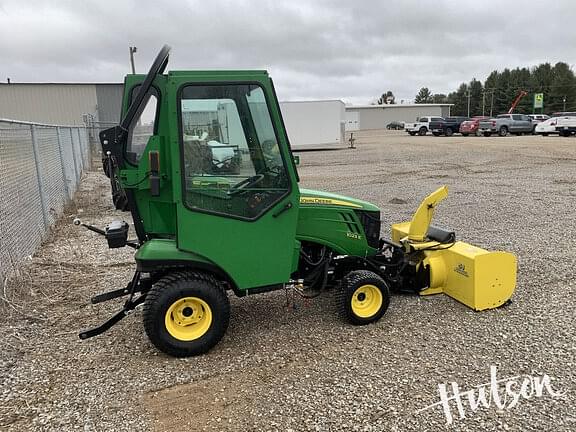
(528, 114, 550, 133)
(535, 117, 565, 136)
(428, 116, 469, 136)
(459, 116, 489, 136)
(478, 114, 534, 137)
(404, 116, 444, 136)
(555, 117, 576, 136)
(386, 121, 405, 130)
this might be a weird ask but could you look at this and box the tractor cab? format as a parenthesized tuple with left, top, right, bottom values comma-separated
(101, 48, 303, 291)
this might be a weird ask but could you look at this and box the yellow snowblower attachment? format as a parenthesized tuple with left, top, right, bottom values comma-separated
(391, 186, 517, 311)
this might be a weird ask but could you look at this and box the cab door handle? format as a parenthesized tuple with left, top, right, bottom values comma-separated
(273, 202, 293, 218)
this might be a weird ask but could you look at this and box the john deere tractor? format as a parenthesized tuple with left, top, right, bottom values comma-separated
(78, 46, 517, 357)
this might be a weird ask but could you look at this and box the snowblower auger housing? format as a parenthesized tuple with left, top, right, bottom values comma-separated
(78, 45, 517, 357)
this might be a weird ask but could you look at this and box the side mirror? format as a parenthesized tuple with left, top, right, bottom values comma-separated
(293, 155, 300, 165)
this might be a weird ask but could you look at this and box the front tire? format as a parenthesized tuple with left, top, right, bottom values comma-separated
(445, 128, 454, 137)
(483, 132, 492, 137)
(499, 126, 508, 137)
(143, 271, 230, 357)
(461, 133, 469, 137)
(336, 270, 390, 325)
(408, 132, 416, 136)
(418, 127, 427, 136)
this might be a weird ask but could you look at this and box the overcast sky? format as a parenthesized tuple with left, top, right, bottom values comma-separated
(1, 0, 574, 104)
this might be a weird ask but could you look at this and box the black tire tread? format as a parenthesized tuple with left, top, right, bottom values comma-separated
(143, 270, 230, 357)
(335, 270, 391, 326)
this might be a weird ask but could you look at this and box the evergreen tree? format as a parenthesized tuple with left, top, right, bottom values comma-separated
(549, 62, 576, 113)
(432, 93, 448, 104)
(468, 79, 483, 116)
(415, 87, 433, 103)
(417, 61, 576, 116)
(447, 83, 468, 116)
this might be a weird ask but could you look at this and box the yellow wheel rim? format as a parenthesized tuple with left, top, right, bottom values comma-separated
(165, 297, 212, 341)
(351, 284, 383, 318)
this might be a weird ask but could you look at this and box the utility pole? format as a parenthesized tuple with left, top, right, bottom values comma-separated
(466, 90, 471, 117)
(490, 89, 495, 117)
(129, 46, 137, 74)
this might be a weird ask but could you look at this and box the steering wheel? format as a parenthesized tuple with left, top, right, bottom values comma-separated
(227, 174, 265, 196)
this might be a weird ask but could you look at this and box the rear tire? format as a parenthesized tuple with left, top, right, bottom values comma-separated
(499, 126, 508, 137)
(143, 271, 230, 357)
(483, 132, 492, 137)
(408, 132, 416, 136)
(418, 127, 427, 136)
(560, 130, 571, 137)
(336, 270, 390, 325)
(432, 132, 441, 137)
(461, 133, 469, 137)
(445, 128, 454, 137)
(542, 133, 549, 137)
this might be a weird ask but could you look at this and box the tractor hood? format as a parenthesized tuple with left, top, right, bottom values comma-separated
(299, 188, 380, 212)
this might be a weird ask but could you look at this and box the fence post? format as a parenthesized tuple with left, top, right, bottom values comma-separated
(69, 127, 80, 182)
(56, 127, 70, 198)
(30, 124, 50, 230)
(76, 127, 85, 169)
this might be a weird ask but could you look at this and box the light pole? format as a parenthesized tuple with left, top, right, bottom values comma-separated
(563, 96, 567, 111)
(129, 46, 137, 74)
(466, 90, 471, 117)
(490, 90, 495, 117)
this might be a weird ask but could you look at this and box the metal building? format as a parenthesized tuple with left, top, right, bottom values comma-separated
(279, 100, 345, 150)
(0, 83, 123, 125)
(345, 104, 453, 131)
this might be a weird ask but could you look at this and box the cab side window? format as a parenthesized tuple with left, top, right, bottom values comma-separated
(180, 84, 290, 219)
(126, 86, 159, 164)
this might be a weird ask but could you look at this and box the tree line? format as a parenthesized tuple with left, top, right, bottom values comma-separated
(379, 62, 576, 116)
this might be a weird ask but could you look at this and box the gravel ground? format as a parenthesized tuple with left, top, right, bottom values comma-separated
(1, 130, 575, 431)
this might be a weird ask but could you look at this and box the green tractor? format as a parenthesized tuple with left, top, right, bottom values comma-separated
(78, 46, 517, 357)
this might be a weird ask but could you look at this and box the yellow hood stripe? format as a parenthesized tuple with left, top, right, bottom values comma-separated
(300, 196, 363, 208)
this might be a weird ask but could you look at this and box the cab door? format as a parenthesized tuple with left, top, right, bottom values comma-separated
(169, 75, 300, 290)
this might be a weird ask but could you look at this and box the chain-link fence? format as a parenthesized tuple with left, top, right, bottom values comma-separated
(0, 119, 91, 287)
(84, 118, 116, 155)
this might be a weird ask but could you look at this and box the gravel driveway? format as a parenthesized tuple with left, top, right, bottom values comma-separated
(1, 131, 574, 431)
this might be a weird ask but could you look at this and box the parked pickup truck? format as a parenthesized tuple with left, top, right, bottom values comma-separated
(555, 117, 576, 136)
(405, 116, 444, 136)
(478, 114, 533, 137)
(429, 116, 469, 136)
